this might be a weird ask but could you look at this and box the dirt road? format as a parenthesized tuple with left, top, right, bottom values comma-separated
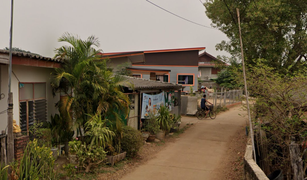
(120, 105, 247, 180)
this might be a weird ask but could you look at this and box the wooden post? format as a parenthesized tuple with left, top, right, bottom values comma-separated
(178, 90, 181, 115)
(8, 0, 15, 166)
(1, 131, 7, 166)
(7, 92, 14, 164)
(224, 90, 226, 106)
(220, 88, 223, 106)
(234, 90, 236, 103)
(237, 8, 256, 162)
(214, 91, 217, 107)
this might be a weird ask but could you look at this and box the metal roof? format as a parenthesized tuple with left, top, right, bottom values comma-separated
(101, 47, 206, 57)
(0, 49, 63, 63)
(121, 76, 182, 90)
(127, 67, 171, 72)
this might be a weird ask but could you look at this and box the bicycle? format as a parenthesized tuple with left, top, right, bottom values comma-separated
(195, 105, 216, 120)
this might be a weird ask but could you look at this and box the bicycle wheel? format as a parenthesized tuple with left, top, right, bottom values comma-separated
(196, 110, 205, 120)
(209, 110, 216, 119)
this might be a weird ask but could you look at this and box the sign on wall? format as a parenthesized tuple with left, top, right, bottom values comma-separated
(164, 91, 173, 111)
(141, 92, 165, 119)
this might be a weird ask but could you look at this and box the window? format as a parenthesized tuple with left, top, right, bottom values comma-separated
(156, 75, 169, 82)
(211, 68, 221, 75)
(19, 83, 47, 134)
(177, 74, 194, 85)
(132, 74, 142, 78)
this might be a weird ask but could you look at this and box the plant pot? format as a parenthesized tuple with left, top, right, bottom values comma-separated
(267, 170, 283, 180)
(142, 132, 150, 141)
(147, 134, 156, 142)
(51, 147, 59, 160)
(156, 131, 165, 140)
(69, 154, 77, 164)
(107, 151, 127, 166)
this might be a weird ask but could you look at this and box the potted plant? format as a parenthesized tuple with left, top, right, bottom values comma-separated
(156, 106, 173, 139)
(144, 113, 160, 142)
(170, 114, 181, 133)
(68, 139, 81, 164)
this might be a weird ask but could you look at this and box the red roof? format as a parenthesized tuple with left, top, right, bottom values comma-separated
(100, 47, 206, 58)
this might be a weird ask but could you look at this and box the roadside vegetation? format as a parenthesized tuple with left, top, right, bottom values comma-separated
(203, 0, 307, 179)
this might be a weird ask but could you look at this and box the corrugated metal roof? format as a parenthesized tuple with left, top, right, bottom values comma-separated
(121, 76, 182, 90)
(101, 47, 206, 57)
(127, 67, 171, 72)
(0, 49, 63, 63)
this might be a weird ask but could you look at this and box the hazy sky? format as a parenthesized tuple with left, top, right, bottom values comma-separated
(0, 0, 230, 58)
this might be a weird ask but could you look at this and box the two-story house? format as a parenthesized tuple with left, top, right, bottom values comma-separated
(103, 47, 206, 92)
(198, 51, 225, 88)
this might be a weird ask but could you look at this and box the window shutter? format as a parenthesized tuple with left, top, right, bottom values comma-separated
(34, 99, 47, 123)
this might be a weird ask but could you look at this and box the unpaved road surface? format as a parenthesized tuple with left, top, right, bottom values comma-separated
(120, 105, 247, 180)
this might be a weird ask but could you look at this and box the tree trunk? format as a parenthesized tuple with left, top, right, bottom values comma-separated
(289, 141, 304, 180)
(64, 140, 69, 156)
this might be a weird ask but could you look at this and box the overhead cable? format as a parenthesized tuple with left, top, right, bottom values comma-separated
(146, 0, 218, 30)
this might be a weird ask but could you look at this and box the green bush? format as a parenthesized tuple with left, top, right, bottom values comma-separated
(70, 141, 106, 173)
(11, 139, 56, 179)
(121, 126, 143, 157)
(215, 105, 228, 114)
(157, 106, 173, 132)
(143, 113, 160, 135)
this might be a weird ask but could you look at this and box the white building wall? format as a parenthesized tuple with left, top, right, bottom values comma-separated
(0, 65, 60, 130)
(0, 65, 8, 131)
(199, 67, 211, 80)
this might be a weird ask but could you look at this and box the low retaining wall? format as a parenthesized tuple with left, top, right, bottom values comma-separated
(226, 101, 242, 109)
(14, 135, 29, 161)
(244, 145, 269, 180)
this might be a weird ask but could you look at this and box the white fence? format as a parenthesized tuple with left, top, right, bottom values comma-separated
(201, 89, 243, 107)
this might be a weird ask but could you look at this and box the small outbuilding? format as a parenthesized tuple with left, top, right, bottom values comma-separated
(0, 50, 62, 134)
(120, 76, 182, 130)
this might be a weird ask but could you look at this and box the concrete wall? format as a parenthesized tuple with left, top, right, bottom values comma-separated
(0, 64, 60, 130)
(0, 65, 8, 131)
(244, 145, 269, 180)
(134, 65, 198, 92)
(180, 95, 198, 115)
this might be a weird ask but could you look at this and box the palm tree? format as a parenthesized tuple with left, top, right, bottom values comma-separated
(50, 33, 129, 154)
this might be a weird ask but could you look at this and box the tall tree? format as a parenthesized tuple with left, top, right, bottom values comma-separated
(51, 33, 129, 139)
(204, 0, 307, 73)
(214, 59, 242, 89)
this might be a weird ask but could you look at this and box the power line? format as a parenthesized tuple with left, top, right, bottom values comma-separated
(146, 0, 217, 30)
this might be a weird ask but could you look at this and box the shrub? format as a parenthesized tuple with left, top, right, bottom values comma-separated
(85, 114, 115, 148)
(63, 163, 77, 178)
(11, 139, 56, 179)
(215, 105, 228, 114)
(69, 141, 107, 173)
(30, 122, 52, 147)
(157, 106, 173, 132)
(143, 113, 160, 135)
(121, 126, 143, 157)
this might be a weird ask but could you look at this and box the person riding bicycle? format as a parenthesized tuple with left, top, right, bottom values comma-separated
(201, 94, 212, 115)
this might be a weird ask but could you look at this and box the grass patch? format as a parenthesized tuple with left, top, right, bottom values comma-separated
(215, 105, 229, 114)
(156, 140, 165, 146)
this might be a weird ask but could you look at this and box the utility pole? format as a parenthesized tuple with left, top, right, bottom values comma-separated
(236, 8, 256, 162)
(7, 0, 14, 164)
